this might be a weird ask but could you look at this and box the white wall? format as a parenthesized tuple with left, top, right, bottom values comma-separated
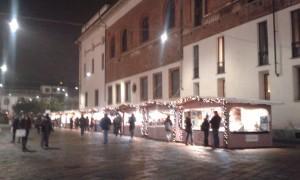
(182, 4, 300, 129)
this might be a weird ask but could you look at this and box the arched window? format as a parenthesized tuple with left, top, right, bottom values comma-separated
(141, 17, 149, 43)
(121, 29, 128, 52)
(166, 0, 175, 30)
(110, 36, 115, 58)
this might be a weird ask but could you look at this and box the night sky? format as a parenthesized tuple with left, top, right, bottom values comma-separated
(0, 0, 117, 89)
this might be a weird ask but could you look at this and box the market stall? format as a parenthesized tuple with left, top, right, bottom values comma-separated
(175, 96, 273, 148)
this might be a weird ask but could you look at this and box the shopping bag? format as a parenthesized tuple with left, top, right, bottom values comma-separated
(16, 129, 26, 137)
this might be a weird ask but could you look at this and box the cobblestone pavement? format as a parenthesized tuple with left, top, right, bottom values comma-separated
(0, 124, 300, 180)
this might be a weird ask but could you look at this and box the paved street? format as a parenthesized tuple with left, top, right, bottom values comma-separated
(0, 125, 300, 180)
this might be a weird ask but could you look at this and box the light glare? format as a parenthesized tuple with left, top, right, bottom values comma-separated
(9, 18, 19, 33)
(161, 32, 168, 43)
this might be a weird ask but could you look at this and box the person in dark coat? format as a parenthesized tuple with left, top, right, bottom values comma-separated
(11, 115, 20, 143)
(35, 115, 42, 134)
(100, 114, 112, 144)
(79, 114, 85, 136)
(70, 118, 73, 129)
(113, 114, 122, 136)
(210, 111, 221, 148)
(19, 114, 32, 152)
(128, 114, 136, 140)
(185, 112, 193, 145)
(41, 114, 54, 149)
(201, 115, 210, 146)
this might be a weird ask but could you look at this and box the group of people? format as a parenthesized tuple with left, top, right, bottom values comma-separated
(11, 113, 53, 152)
(185, 111, 221, 148)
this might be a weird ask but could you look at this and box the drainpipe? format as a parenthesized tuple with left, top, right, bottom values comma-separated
(180, 0, 184, 90)
(272, 0, 280, 77)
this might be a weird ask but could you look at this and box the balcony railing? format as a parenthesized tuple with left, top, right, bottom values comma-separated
(292, 41, 300, 58)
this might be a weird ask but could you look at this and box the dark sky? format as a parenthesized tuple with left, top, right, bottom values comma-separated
(0, 0, 117, 89)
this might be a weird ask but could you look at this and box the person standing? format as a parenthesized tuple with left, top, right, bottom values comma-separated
(100, 114, 112, 144)
(210, 111, 221, 148)
(79, 114, 85, 136)
(19, 114, 32, 152)
(41, 114, 54, 149)
(35, 115, 42, 134)
(113, 114, 122, 136)
(185, 112, 193, 145)
(201, 115, 210, 146)
(70, 118, 73, 130)
(164, 115, 173, 142)
(128, 114, 136, 141)
(11, 115, 20, 143)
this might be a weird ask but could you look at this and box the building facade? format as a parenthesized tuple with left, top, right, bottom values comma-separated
(78, 0, 300, 140)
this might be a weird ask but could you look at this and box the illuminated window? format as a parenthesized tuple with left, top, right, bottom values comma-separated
(193, 45, 199, 78)
(121, 29, 128, 52)
(116, 84, 121, 104)
(291, 9, 300, 57)
(229, 107, 270, 132)
(108, 86, 113, 105)
(217, 78, 225, 97)
(166, 0, 175, 30)
(140, 76, 148, 101)
(141, 17, 149, 43)
(217, 36, 225, 74)
(94, 89, 99, 106)
(125, 81, 131, 102)
(85, 92, 88, 107)
(169, 68, 180, 98)
(110, 36, 115, 58)
(258, 21, 269, 65)
(153, 72, 163, 99)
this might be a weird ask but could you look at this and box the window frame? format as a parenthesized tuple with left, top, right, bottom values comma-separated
(140, 76, 148, 101)
(258, 21, 269, 66)
(121, 29, 128, 52)
(141, 16, 150, 43)
(291, 9, 300, 58)
(108, 86, 113, 105)
(169, 67, 180, 98)
(125, 81, 131, 102)
(153, 72, 163, 99)
(116, 84, 121, 104)
(193, 45, 199, 78)
(217, 36, 225, 74)
(94, 89, 99, 106)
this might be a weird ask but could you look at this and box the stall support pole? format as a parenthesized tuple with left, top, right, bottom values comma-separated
(223, 103, 230, 149)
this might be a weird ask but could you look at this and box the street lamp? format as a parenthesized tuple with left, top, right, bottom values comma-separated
(9, 18, 19, 33)
(0, 83, 3, 88)
(160, 32, 168, 44)
(0, 64, 7, 73)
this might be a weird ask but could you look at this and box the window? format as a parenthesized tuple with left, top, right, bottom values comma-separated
(258, 21, 269, 65)
(193, 82, 200, 96)
(169, 68, 180, 98)
(166, 0, 175, 30)
(116, 84, 121, 104)
(292, 9, 300, 57)
(125, 81, 131, 102)
(153, 73, 163, 99)
(140, 77, 148, 101)
(108, 86, 113, 105)
(141, 17, 149, 43)
(193, 45, 199, 78)
(194, 0, 203, 26)
(84, 63, 86, 78)
(101, 53, 105, 71)
(85, 92, 88, 107)
(92, 59, 95, 74)
(95, 89, 99, 106)
(45, 88, 50, 93)
(121, 29, 128, 52)
(110, 36, 115, 58)
(259, 72, 270, 100)
(217, 78, 225, 97)
(217, 36, 225, 74)
(293, 66, 300, 100)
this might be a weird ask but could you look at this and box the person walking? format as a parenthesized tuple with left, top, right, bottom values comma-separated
(128, 114, 136, 141)
(100, 114, 112, 144)
(185, 112, 193, 145)
(164, 115, 173, 142)
(35, 114, 42, 134)
(210, 111, 221, 148)
(201, 114, 210, 146)
(19, 114, 32, 152)
(41, 114, 54, 149)
(79, 114, 85, 136)
(113, 114, 122, 136)
(11, 115, 20, 143)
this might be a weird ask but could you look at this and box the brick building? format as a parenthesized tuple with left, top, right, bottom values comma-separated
(78, 0, 300, 140)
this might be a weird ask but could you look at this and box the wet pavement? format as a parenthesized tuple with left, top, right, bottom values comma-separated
(0, 124, 300, 180)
